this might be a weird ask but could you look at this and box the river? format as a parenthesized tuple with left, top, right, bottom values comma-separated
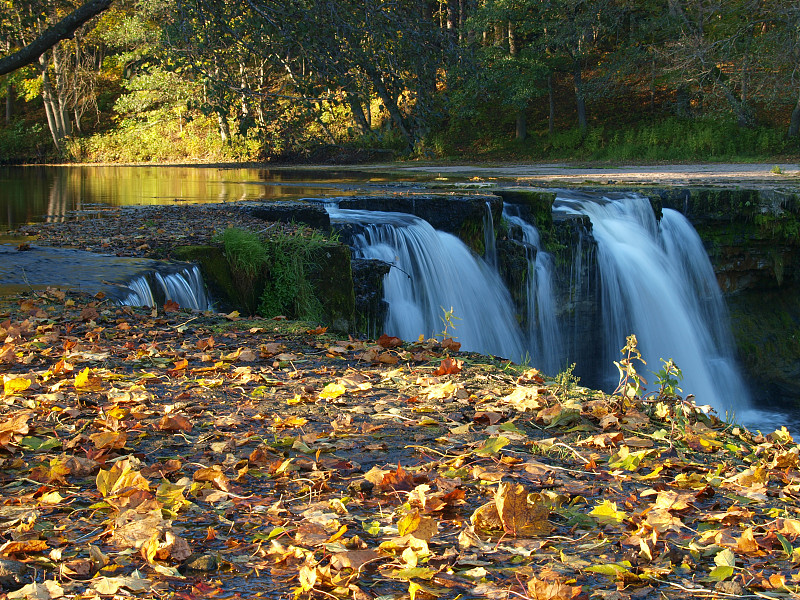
(1, 164, 797, 436)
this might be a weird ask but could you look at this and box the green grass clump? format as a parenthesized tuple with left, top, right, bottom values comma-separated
(220, 226, 332, 321)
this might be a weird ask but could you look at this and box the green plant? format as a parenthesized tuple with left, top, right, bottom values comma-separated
(220, 226, 332, 321)
(613, 334, 647, 400)
(554, 363, 580, 397)
(771, 165, 784, 174)
(439, 306, 461, 340)
(652, 358, 683, 400)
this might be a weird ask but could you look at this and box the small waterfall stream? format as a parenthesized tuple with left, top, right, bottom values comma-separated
(328, 206, 525, 359)
(119, 265, 211, 311)
(503, 205, 564, 376)
(554, 192, 749, 414)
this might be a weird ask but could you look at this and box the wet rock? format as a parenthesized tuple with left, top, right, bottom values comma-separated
(0, 559, 29, 590)
(347, 479, 374, 496)
(241, 201, 331, 231)
(179, 553, 218, 573)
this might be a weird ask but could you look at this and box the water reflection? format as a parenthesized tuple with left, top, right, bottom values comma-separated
(0, 165, 424, 233)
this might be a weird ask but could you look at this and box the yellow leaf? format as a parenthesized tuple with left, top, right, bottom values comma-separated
(74, 367, 103, 391)
(494, 483, 552, 537)
(590, 500, 627, 526)
(2, 375, 31, 396)
(319, 383, 346, 400)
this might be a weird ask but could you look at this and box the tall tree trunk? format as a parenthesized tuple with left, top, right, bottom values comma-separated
(39, 53, 64, 152)
(548, 73, 555, 135)
(516, 109, 527, 141)
(573, 64, 587, 132)
(218, 113, 230, 144)
(5, 84, 12, 124)
(51, 46, 72, 139)
(788, 89, 800, 138)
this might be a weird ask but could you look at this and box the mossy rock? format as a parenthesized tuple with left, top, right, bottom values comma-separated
(494, 190, 556, 230)
(306, 244, 356, 332)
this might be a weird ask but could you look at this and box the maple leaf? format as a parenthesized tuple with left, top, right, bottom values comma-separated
(494, 483, 552, 537)
(164, 300, 181, 313)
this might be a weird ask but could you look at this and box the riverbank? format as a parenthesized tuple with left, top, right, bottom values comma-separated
(1, 290, 799, 599)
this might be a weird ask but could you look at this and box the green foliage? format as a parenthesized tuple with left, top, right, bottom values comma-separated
(652, 358, 683, 400)
(0, 120, 47, 163)
(554, 363, 580, 397)
(438, 306, 461, 341)
(613, 334, 647, 400)
(220, 227, 332, 322)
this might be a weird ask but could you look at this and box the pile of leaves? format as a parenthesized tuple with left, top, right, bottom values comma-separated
(15, 204, 294, 259)
(0, 290, 799, 600)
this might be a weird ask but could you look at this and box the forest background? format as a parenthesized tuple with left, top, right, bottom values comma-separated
(2, 0, 800, 165)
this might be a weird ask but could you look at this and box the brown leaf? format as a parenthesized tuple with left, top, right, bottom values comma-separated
(90, 431, 128, 450)
(163, 300, 180, 313)
(527, 572, 584, 600)
(377, 334, 403, 349)
(330, 549, 381, 571)
(495, 482, 552, 537)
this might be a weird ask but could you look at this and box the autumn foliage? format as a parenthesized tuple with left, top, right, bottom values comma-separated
(0, 290, 798, 599)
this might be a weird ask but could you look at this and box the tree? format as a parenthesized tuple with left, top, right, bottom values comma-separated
(0, 0, 115, 76)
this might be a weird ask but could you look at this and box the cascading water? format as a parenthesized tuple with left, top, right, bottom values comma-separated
(554, 192, 750, 415)
(328, 192, 751, 419)
(503, 205, 565, 375)
(119, 265, 211, 311)
(327, 206, 525, 359)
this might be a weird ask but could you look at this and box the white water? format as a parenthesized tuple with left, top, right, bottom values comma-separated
(121, 265, 211, 311)
(554, 193, 749, 415)
(504, 205, 565, 375)
(328, 207, 525, 359)
(328, 194, 751, 418)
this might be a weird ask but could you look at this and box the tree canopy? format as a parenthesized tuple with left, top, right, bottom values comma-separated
(1, 0, 799, 162)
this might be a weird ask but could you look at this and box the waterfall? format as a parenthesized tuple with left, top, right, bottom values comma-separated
(327, 193, 750, 418)
(120, 265, 211, 311)
(503, 205, 565, 375)
(554, 192, 749, 415)
(328, 206, 525, 359)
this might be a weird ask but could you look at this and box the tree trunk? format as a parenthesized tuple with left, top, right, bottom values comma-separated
(0, 0, 115, 76)
(39, 53, 64, 152)
(347, 93, 370, 135)
(516, 109, 527, 141)
(788, 90, 800, 138)
(218, 113, 230, 144)
(573, 64, 587, 132)
(5, 84, 13, 124)
(548, 74, 555, 135)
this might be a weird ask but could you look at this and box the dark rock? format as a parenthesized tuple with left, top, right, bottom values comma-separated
(0, 559, 29, 590)
(351, 258, 391, 337)
(179, 553, 218, 573)
(241, 201, 331, 231)
(347, 479, 374, 496)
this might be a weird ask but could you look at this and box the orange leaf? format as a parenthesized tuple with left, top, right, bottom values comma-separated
(167, 359, 188, 376)
(158, 414, 193, 432)
(434, 358, 463, 376)
(164, 300, 181, 313)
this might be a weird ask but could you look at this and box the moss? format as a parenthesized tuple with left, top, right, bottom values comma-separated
(457, 218, 485, 256)
(495, 190, 556, 230)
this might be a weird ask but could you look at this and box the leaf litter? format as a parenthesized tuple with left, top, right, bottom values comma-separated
(0, 290, 798, 599)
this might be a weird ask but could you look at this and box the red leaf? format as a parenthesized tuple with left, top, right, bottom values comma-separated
(377, 334, 403, 349)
